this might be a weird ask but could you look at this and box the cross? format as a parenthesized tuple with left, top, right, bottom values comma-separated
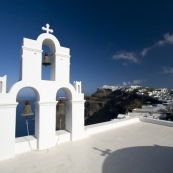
(42, 24, 53, 34)
(93, 147, 111, 156)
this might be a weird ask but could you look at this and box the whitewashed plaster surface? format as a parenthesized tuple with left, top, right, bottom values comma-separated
(0, 24, 86, 161)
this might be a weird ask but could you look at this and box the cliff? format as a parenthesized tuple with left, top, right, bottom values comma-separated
(84, 89, 160, 125)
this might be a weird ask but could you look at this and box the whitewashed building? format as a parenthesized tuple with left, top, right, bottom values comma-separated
(0, 24, 87, 161)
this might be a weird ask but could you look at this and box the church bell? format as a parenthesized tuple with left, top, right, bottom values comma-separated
(42, 53, 51, 66)
(21, 101, 34, 116)
(56, 100, 66, 115)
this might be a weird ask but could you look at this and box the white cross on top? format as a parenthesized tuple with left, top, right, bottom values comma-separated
(42, 24, 53, 34)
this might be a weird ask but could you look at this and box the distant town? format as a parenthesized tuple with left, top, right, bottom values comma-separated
(98, 85, 173, 103)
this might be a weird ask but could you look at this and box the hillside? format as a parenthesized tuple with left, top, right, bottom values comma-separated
(84, 89, 160, 125)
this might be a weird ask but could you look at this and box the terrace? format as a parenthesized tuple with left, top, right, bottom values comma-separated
(0, 117, 173, 173)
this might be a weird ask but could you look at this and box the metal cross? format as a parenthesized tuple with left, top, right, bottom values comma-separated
(42, 24, 53, 34)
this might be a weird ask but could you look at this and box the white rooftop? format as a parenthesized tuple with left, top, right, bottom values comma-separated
(0, 121, 173, 173)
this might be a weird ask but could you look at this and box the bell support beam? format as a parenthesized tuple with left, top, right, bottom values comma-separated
(34, 101, 57, 150)
(0, 102, 18, 161)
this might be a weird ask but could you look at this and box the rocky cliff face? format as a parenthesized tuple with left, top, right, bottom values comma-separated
(84, 89, 160, 125)
(85, 89, 112, 119)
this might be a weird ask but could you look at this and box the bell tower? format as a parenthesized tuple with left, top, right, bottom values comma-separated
(0, 24, 87, 161)
(19, 24, 70, 83)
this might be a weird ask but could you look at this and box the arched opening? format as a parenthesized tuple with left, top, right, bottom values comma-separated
(42, 45, 51, 80)
(16, 87, 39, 137)
(56, 88, 72, 131)
(78, 84, 80, 93)
(56, 89, 66, 130)
(41, 39, 56, 81)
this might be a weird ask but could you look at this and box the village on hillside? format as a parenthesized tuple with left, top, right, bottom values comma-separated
(91, 85, 172, 122)
(98, 85, 173, 103)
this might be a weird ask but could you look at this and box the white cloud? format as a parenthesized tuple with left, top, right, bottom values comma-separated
(162, 67, 173, 74)
(123, 79, 146, 86)
(123, 82, 127, 86)
(141, 47, 151, 57)
(112, 50, 138, 63)
(133, 79, 144, 84)
(142, 33, 173, 57)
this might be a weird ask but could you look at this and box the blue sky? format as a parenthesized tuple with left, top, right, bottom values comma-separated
(1, 0, 173, 96)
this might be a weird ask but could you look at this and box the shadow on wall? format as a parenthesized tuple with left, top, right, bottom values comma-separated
(93, 145, 173, 173)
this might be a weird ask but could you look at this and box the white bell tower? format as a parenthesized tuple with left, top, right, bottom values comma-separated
(19, 24, 70, 83)
(0, 24, 87, 161)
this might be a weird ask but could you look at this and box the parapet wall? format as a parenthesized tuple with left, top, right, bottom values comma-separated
(139, 116, 173, 127)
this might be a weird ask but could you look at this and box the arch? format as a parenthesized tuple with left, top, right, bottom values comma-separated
(59, 87, 72, 100)
(42, 39, 56, 53)
(55, 86, 74, 101)
(42, 45, 51, 80)
(16, 86, 40, 101)
(37, 34, 61, 81)
(9, 83, 40, 101)
(55, 87, 73, 131)
(78, 85, 80, 93)
(37, 33, 60, 53)
(16, 87, 37, 137)
(56, 89, 66, 130)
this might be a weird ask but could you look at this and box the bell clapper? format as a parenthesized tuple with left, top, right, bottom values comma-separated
(25, 116, 29, 136)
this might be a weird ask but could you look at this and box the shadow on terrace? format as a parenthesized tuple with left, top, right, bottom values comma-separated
(94, 145, 173, 173)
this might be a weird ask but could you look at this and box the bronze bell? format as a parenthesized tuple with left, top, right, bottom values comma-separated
(42, 53, 51, 66)
(21, 101, 34, 116)
(56, 100, 66, 130)
(56, 100, 66, 115)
